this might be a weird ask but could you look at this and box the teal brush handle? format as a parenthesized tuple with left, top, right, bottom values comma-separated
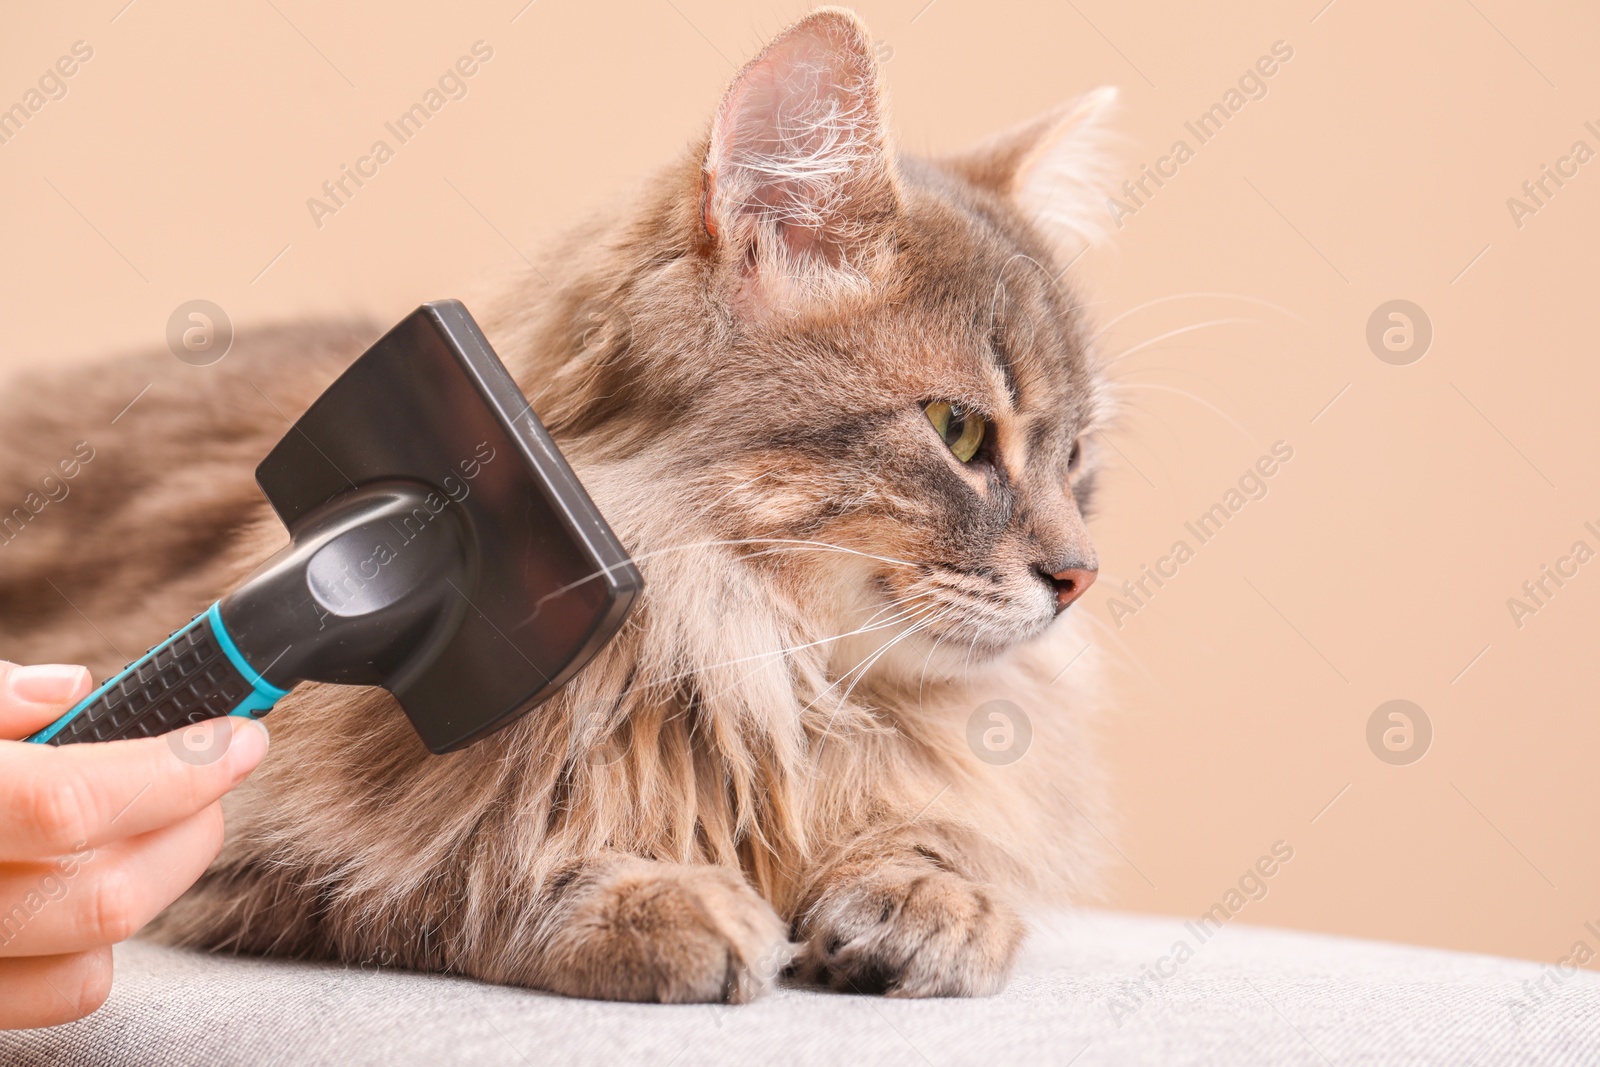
(25, 603, 288, 745)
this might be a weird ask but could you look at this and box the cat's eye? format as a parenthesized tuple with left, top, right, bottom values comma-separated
(1068, 439, 1083, 471)
(924, 401, 986, 463)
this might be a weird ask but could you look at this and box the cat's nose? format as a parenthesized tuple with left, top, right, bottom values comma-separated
(1046, 566, 1097, 613)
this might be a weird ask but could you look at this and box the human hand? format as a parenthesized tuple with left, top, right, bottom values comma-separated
(0, 661, 268, 1029)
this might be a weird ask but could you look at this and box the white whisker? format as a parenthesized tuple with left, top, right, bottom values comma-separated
(804, 605, 950, 744)
(1101, 318, 1257, 369)
(648, 600, 933, 688)
(1096, 292, 1309, 335)
(834, 608, 947, 708)
(509, 536, 923, 631)
(1114, 382, 1260, 448)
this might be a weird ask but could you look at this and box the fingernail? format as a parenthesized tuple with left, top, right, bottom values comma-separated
(227, 717, 270, 781)
(7, 663, 91, 706)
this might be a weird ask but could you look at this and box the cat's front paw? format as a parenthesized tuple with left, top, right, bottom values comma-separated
(541, 858, 794, 1004)
(795, 865, 1025, 997)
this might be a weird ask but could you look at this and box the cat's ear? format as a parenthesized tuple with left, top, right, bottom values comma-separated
(702, 8, 898, 312)
(946, 88, 1119, 260)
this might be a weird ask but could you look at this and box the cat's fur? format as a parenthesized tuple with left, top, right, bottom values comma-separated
(0, 9, 1117, 1001)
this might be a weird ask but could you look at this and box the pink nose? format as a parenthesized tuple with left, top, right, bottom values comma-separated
(1050, 567, 1097, 612)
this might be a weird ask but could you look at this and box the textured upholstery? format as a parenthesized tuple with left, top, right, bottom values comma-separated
(4, 910, 1594, 1066)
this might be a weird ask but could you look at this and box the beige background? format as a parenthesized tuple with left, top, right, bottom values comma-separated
(3, 1, 1596, 968)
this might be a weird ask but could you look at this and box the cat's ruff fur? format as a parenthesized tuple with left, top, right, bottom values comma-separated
(0, 8, 1118, 1002)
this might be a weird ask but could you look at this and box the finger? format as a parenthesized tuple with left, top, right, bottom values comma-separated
(0, 802, 224, 958)
(0, 947, 112, 1029)
(0, 662, 93, 741)
(0, 717, 268, 861)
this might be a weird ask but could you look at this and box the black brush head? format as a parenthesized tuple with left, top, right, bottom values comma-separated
(244, 301, 640, 753)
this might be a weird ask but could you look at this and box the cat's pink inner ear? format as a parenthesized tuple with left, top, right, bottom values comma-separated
(703, 9, 894, 272)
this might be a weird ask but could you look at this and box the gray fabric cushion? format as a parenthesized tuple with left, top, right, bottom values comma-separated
(4, 910, 1595, 1066)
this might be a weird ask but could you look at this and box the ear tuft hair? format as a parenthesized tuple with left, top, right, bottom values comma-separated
(703, 7, 898, 310)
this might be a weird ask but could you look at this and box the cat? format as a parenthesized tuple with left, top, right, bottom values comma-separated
(0, 7, 1117, 1001)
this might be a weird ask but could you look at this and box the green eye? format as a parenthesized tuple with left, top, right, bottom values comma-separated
(924, 401, 986, 463)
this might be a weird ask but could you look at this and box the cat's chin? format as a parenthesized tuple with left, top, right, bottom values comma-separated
(873, 612, 1062, 683)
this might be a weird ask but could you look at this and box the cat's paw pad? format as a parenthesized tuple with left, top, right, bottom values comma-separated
(545, 859, 794, 1004)
(796, 867, 1024, 997)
